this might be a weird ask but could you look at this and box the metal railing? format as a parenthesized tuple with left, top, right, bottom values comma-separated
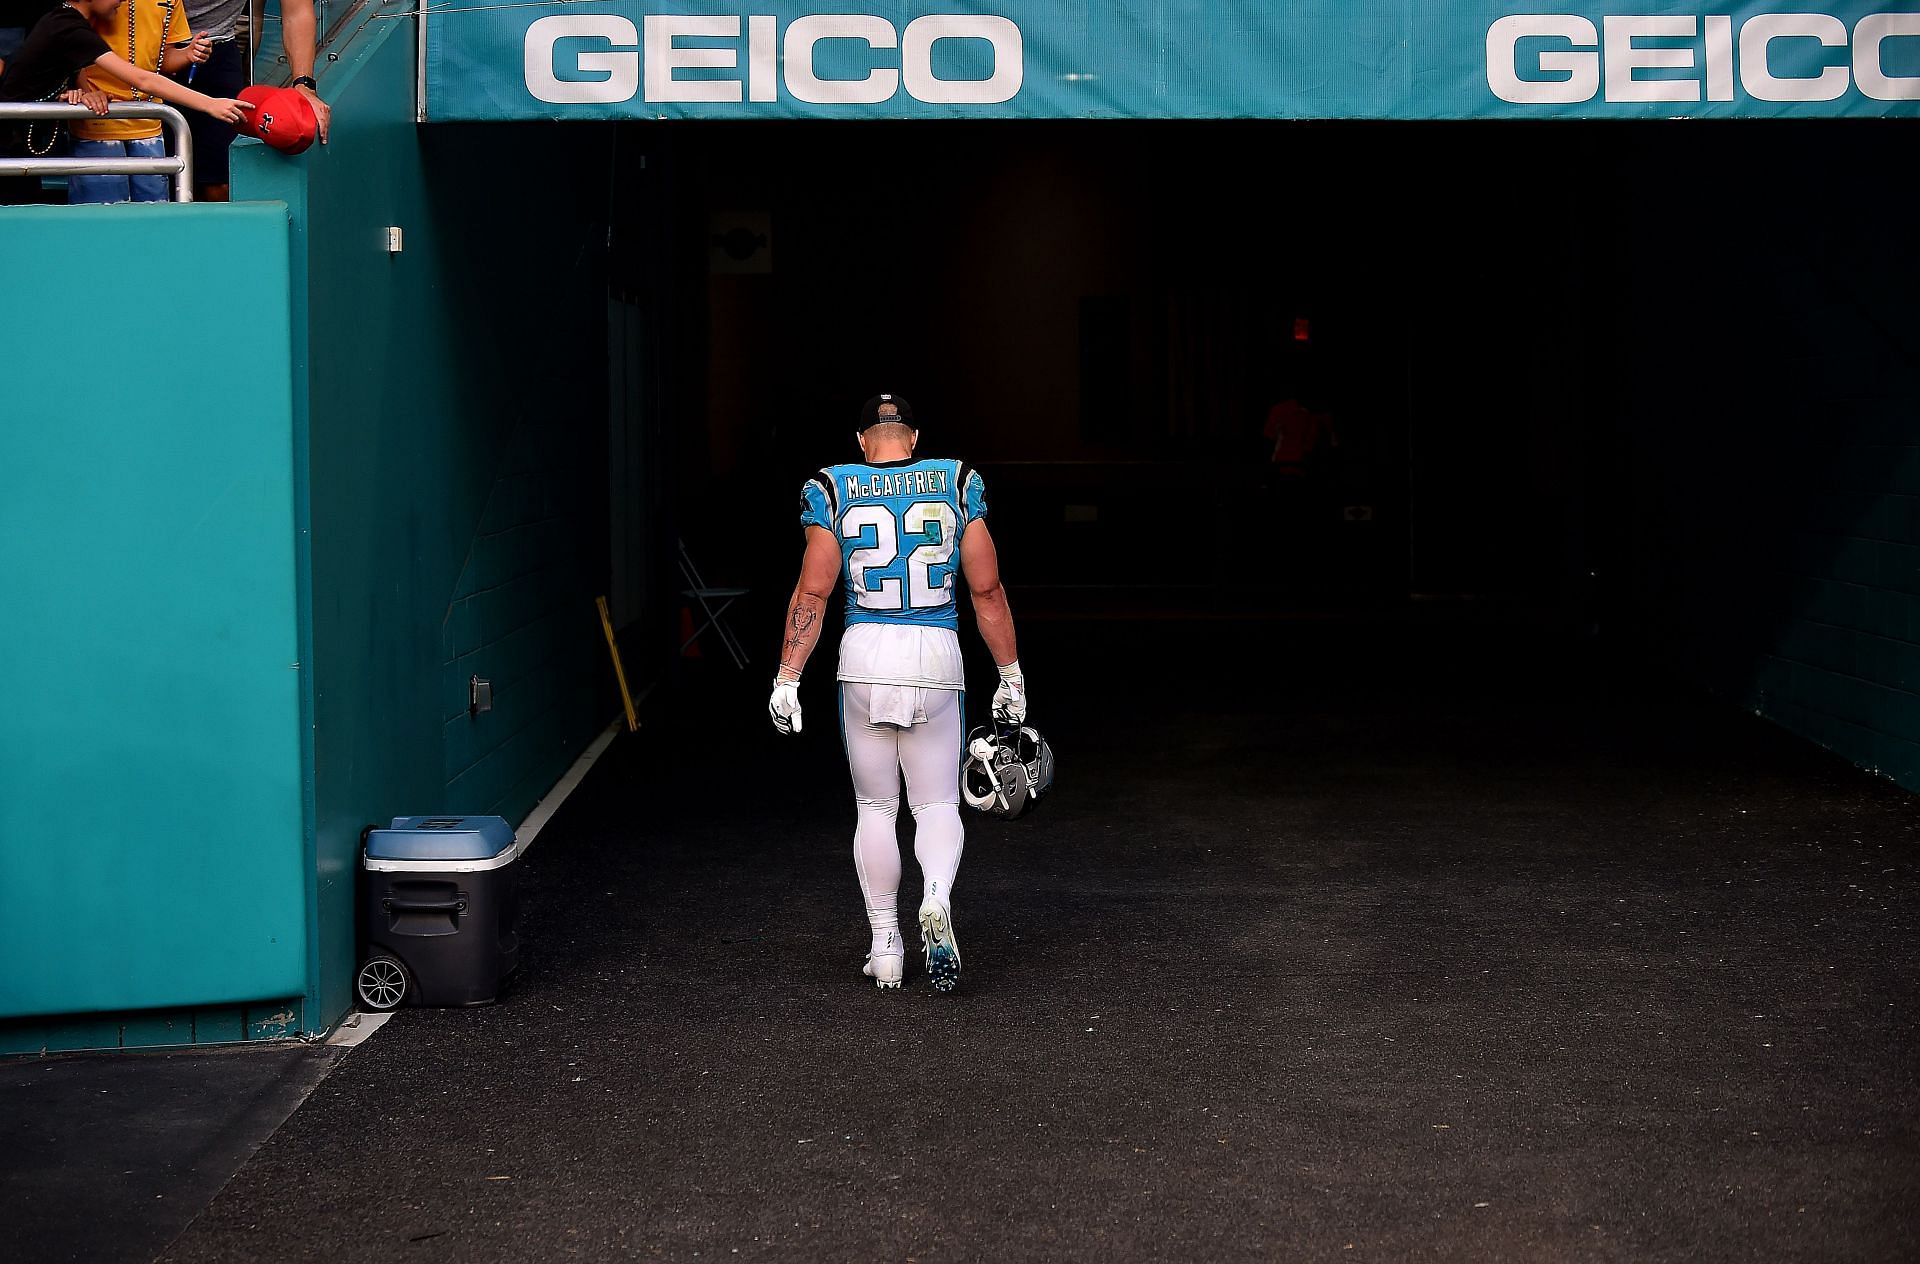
(0, 102, 195, 202)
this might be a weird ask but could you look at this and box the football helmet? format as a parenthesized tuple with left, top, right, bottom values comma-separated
(961, 722, 1055, 818)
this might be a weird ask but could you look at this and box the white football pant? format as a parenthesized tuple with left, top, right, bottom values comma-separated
(841, 682, 964, 953)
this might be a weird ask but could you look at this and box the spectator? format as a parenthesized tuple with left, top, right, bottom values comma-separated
(280, 0, 328, 144)
(1264, 395, 1335, 476)
(169, 0, 242, 198)
(0, 0, 249, 204)
(68, 0, 213, 204)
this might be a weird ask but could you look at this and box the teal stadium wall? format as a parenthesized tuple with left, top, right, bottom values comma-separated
(0, 204, 309, 1052)
(234, 19, 613, 1032)
(1595, 126, 1920, 790)
(1, 18, 611, 1052)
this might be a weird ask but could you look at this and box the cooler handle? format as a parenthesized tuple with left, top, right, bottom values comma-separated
(385, 897, 467, 914)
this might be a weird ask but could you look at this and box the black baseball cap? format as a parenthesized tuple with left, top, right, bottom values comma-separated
(859, 393, 915, 431)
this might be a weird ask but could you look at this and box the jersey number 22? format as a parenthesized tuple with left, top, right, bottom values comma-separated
(842, 502, 958, 611)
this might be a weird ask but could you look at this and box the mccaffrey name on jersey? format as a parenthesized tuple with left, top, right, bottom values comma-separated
(841, 467, 954, 501)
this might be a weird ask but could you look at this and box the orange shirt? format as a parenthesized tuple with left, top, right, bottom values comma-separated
(73, 0, 190, 142)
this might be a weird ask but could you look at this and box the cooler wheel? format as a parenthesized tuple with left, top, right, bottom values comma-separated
(355, 955, 409, 1011)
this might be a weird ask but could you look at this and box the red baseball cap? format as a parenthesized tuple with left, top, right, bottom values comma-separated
(235, 85, 318, 155)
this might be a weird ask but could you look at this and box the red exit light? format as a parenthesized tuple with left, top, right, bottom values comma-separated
(1293, 317, 1311, 342)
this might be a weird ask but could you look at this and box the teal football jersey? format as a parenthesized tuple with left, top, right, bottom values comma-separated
(799, 457, 989, 630)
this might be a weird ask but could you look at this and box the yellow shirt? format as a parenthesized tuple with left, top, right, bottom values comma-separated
(73, 0, 191, 142)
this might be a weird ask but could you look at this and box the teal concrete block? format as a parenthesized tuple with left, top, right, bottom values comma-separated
(448, 598, 482, 659)
(1857, 636, 1889, 690)
(1875, 684, 1920, 743)
(1882, 736, 1920, 786)
(0, 1023, 52, 1057)
(448, 703, 562, 811)
(44, 1019, 126, 1052)
(1775, 621, 1818, 665)
(1865, 590, 1900, 643)
(1876, 495, 1905, 544)
(488, 608, 578, 691)
(1895, 546, 1920, 596)
(1795, 579, 1841, 630)
(246, 1003, 302, 1040)
(477, 473, 531, 535)
(119, 1014, 193, 1049)
(492, 743, 573, 823)
(1842, 675, 1885, 729)
(0, 1006, 294, 1054)
(484, 522, 552, 596)
(1831, 537, 1877, 587)
(484, 694, 594, 820)
(446, 660, 566, 784)
(445, 659, 476, 723)
(1831, 716, 1878, 764)
(474, 572, 552, 646)
(193, 1007, 246, 1044)
(1808, 627, 1846, 676)
(444, 712, 481, 783)
(0, 204, 306, 1022)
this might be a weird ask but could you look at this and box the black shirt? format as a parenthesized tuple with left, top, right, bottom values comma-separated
(0, 4, 109, 175)
(1, 0, 61, 30)
(0, 5, 110, 105)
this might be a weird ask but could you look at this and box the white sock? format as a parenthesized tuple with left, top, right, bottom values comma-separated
(911, 801, 964, 911)
(867, 904, 901, 957)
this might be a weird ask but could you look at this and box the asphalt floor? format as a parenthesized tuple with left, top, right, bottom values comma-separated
(1, 1043, 338, 1264)
(160, 615, 1918, 1262)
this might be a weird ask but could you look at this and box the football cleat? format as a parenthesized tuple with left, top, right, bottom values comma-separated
(918, 884, 962, 993)
(863, 928, 903, 989)
(961, 722, 1055, 819)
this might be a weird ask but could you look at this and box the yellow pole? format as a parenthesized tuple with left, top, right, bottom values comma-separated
(597, 596, 640, 733)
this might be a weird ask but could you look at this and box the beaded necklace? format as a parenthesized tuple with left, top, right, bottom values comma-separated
(25, 2, 94, 156)
(126, 0, 175, 104)
(25, 81, 62, 156)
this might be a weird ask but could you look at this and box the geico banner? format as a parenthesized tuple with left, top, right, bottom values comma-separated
(425, 1, 1920, 120)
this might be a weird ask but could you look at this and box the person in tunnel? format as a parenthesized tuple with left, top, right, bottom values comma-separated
(768, 394, 1026, 993)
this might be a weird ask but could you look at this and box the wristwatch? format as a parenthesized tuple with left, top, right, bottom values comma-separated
(292, 75, 318, 91)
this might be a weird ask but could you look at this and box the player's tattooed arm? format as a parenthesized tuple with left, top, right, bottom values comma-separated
(778, 526, 842, 679)
(960, 518, 1019, 668)
(782, 599, 823, 663)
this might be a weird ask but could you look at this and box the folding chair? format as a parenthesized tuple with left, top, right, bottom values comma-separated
(677, 537, 751, 670)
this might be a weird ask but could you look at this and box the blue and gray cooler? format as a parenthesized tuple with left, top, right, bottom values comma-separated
(357, 815, 522, 1010)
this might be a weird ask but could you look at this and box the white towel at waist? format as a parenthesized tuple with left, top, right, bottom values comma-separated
(864, 683, 926, 727)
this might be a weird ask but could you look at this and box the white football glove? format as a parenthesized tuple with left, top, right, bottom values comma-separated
(992, 660, 1027, 724)
(768, 676, 803, 735)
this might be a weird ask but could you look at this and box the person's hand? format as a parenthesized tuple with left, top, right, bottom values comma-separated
(769, 677, 803, 735)
(992, 660, 1027, 724)
(60, 88, 111, 115)
(295, 83, 330, 146)
(187, 32, 213, 64)
(207, 97, 254, 126)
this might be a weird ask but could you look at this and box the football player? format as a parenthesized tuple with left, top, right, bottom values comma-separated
(769, 394, 1026, 993)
